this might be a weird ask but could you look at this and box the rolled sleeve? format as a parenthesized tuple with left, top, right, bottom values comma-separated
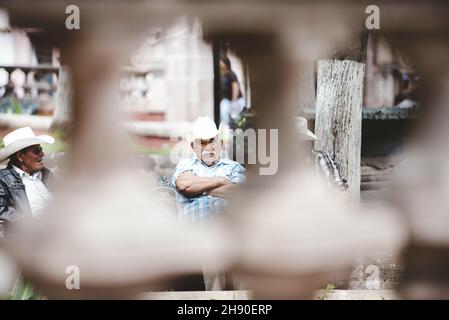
(171, 159, 194, 187)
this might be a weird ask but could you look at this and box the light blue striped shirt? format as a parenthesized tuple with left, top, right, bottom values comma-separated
(171, 157, 246, 222)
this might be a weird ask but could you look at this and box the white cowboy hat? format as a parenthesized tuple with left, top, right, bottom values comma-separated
(0, 127, 55, 162)
(295, 117, 318, 141)
(187, 116, 219, 143)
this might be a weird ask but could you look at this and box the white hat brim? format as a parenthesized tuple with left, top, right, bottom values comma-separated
(187, 132, 219, 144)
(299, 130, 318, 141)
(0, 135, 55, 163)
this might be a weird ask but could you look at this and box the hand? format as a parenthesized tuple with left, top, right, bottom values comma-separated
(215, 176, 231, 187)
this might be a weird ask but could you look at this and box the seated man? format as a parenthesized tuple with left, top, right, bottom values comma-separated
(295, 117, 348, 193)
(172, 116, 246, 223)
(0, 127, 55, 238)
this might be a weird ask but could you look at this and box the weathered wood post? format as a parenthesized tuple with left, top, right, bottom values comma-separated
(314, 60, 365, 199)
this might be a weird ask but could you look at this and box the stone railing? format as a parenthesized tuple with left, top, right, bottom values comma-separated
(0, 64, 167, 117)
(0, 65, 59, 115)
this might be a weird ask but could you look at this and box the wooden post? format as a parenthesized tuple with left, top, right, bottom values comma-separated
(314, 59, 365, 199)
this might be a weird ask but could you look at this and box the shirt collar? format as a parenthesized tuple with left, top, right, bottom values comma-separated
(193, 155, 224, 168)
(12, 165, 42, 179)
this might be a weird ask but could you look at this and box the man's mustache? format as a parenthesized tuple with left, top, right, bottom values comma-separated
(202, 151, 216, 157)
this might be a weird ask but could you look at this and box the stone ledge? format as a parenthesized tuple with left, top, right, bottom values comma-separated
(0, 114, 194, 139)
(124, 120, 192, 138)
(0, 113, 52, 130)
(139, 290, 250, 300)
(139, 289, 398, 300)
(319, 289, 398, 300)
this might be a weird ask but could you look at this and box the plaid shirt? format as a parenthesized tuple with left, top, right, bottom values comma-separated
(311, 150, 348, 192)
(171, 157, 246, 222)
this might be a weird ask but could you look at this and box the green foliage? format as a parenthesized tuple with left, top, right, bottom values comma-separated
(7, 275, 43, 300)
(52, 127, 68, 141)
(230, 107, 254, 131)
(5, 98, 23, 115)
(318, 283, 336, 300)
(11, 99, 22, 114)
(42, 130, 66, 153)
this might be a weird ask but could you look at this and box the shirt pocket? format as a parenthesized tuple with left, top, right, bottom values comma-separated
(8, 180, 25, 191)
(223, 167, 235, 180)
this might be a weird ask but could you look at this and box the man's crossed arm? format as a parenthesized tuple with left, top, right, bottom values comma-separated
(175, 172, 241, 199)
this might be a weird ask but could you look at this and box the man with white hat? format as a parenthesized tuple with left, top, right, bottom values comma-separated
(172, 116, 246, 223)
(171, 116, 246, 291)
(0, 127, 55, 236)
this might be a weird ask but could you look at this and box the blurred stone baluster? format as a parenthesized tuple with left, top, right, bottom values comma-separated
(207, 15, 406, 298)
(362, 2, 449, 297)
(389, 45, 449, 299)
(1, 20, 233, 299)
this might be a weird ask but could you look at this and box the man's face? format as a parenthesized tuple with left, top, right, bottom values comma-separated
(219, 60, 228, 75)
(192, 136, 222, 166)
(17, 144, 45, 174)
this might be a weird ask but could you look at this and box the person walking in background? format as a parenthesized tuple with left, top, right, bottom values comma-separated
(219, 56, 245, 125)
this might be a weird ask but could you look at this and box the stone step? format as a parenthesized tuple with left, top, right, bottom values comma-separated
(333, 252, 403, 290)
(318, 289, 398, 300)
(140, 289, 398, 300)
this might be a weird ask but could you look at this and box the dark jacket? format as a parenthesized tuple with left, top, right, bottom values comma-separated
(0, 163, 55, 226)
